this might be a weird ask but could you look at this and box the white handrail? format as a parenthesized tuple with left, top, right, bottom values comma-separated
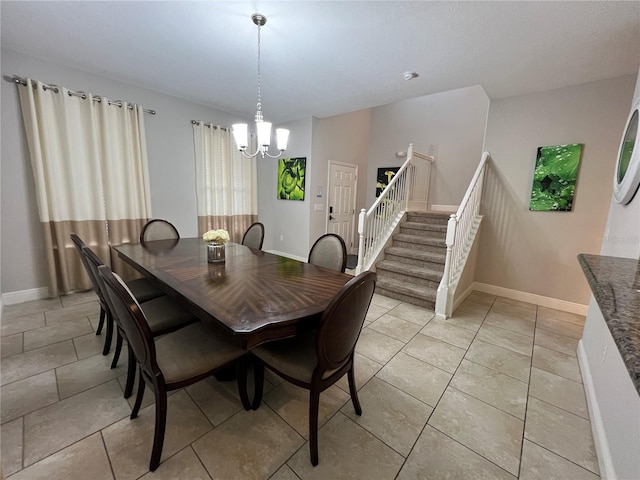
(356, 144, 434, 274)
(436, 151, 490, 317)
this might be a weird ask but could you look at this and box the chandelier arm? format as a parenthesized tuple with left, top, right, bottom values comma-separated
(239, 147, 262, 159)
(261, 149, 285, 159)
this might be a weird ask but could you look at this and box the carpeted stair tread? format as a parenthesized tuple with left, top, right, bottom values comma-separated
(377, 260, 443, 281)
(376, 277, 437, 302)
(393, 233, 446, 247)
(401, 222, 448, 233)
(385, 246, 446, 263)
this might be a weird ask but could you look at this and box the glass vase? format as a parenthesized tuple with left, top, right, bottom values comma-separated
(207, 242, 225, 263)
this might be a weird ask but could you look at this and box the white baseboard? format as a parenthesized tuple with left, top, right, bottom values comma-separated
(471, 282, 588, 315)
(266, 250, 307, 263)
(577, 340, 617, 480)
(2, 287, 50, 306)
(430, 204, 458, 213)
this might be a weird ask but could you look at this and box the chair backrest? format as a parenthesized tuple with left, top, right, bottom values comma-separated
(70, 234, 103, 297)
(98, 264, 159, 378)
(316, 271, 376, 372)
(140, 219, 180, 243)
(308, 234, 347, 273)
(242, 222, 265, 250)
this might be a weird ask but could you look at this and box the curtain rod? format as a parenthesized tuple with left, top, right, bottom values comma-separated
(7, 75, 156, 115)
(191, 120, 230, 130)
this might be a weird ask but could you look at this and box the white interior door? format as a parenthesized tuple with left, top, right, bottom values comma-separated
(327, 161, 358, 253)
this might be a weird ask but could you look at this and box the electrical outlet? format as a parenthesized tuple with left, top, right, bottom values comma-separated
(602, 343, 608, 363)
(279, 234, 284, 242)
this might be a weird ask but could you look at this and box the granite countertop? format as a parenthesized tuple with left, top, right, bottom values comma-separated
(578, 253, 640, 394)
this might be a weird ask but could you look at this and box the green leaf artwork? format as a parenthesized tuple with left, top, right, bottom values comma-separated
(529, 144, 583, 212)
(278, 157, 306, 201)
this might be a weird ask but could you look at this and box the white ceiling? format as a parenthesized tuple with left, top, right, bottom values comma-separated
(2, 1, 639, 124)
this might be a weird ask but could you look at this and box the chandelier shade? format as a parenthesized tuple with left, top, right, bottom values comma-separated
(233, 13, 290, 159)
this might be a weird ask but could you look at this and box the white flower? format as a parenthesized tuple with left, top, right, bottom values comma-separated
(202, 229, 230, 244)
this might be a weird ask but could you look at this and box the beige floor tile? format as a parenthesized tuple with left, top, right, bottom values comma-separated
(397, 425, 516, 480)
(60, 290, 98, 308)
(0, 340, 77, 386)
(402, 333, 466, 373)
(0, 417, 23, 476)
(269, 465, 300, 480)
(386, 302, 435, 326)
(23, 318, 93, 351)
(534, 328, 579, 357)
(529, 367, 588, 419)
(185, 376, 245, 427)
(193, 407, 303, 480)
(73, 332, 106, 359)
(532, 345, 582, 383)
(2, 298, 62, 320)
(376, 352, 451, 407)
(138, 446, 211, 480)
(466, 291, 497, 306)
(420, 317, 477, 349)
(446, 310, 485, 332)
(365, 303, 390, 322)
(23, 379, 130, 467)
(465, 339, 531, 382)
(368, 314, 422, 342)
(335, 352, 382, 394)
(525, 397, 599, 474)
(491, 297, 537, 320)
(536, 316, 584, 339)
(342, 377, 432, 456)
(483, 310, 535, 337)
(56, 352, 127, 399)
(1, 333, 23, 358)
(89, 313, 103, 332)
(8, 432, 113, 480)
(287, 413, 404, 479)
(451, 360, 528, 419)
(370, 294, 402, 310)
(263, 382, 349, 439)
(456, 298, 491, 317)
(429, 388, 524, 475)
(476, 324, 533, 357)
(355, 328, 405, 364)
(44, 301, 99, 325)
(1, 312, 46, 337)
(537, 306, 586, 326)
(103, 390, 213, 480)
(519, 439, 599, 480)
(1, 370, 58, 423)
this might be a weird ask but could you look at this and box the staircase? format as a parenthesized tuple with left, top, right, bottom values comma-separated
(374, 212, 449, 310)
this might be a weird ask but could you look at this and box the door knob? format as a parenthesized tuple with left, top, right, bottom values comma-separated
(329, 215, 335, 221)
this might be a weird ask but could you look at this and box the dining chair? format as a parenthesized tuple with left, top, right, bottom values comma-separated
(70, 233, 164, 355)
(308, 233, 347, 273)
(98, 265, 251, 472)
(83, 246, 197, 398)
(140, 219, 180, 243)
(241, 222, 265, 250)
(250, 270, 376, 466)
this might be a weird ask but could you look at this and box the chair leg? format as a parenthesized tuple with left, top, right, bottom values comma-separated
(102, 311, 114, 356)
(347, 366, 362, 416)
(235, 356, 251, 411)
(124, 345, 136, 399)
(111, 331, 123, 369)
(251, 359, 265, 410)
(130, 369, 146, 419)
(96, 306, 106, 335)
(149, 388, 168, 472)
(309, 389, 320, 466)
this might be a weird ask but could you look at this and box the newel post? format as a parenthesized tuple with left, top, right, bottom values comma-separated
(436, 214, 457, 318)
(355, 208, 366, 275)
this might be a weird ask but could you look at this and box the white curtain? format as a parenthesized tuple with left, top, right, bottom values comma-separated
(193, 123, 258, 242)
(17, 79, 152, 296)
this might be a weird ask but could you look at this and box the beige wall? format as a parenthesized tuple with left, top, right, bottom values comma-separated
(479, 75, 636, 305)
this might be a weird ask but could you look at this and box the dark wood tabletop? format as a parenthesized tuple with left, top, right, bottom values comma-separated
(114, 238, 352, 349)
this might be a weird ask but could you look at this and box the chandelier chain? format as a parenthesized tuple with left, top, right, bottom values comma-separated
(256, 20, 262, 116)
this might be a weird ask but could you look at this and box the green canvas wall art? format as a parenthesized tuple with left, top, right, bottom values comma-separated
(278, 157, 306, 200)
(529, 144, 583, 211)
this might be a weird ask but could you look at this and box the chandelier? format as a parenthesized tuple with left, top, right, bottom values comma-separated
(232, 13, 289, 159)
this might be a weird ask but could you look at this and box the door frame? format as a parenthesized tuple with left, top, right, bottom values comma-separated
(326, 160, 359, 253)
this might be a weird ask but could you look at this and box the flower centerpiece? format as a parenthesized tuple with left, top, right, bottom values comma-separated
(203, 229, 229, 263)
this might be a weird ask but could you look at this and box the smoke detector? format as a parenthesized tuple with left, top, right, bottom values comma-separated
(403, 71, 419, 81)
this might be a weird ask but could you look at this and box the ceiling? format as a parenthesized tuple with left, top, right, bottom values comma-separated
(2, 1, 639, 124)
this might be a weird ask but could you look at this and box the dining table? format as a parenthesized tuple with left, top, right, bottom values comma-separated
(113, 238, 353, 349)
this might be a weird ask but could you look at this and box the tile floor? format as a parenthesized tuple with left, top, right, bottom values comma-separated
(0, 290, 600, 479)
